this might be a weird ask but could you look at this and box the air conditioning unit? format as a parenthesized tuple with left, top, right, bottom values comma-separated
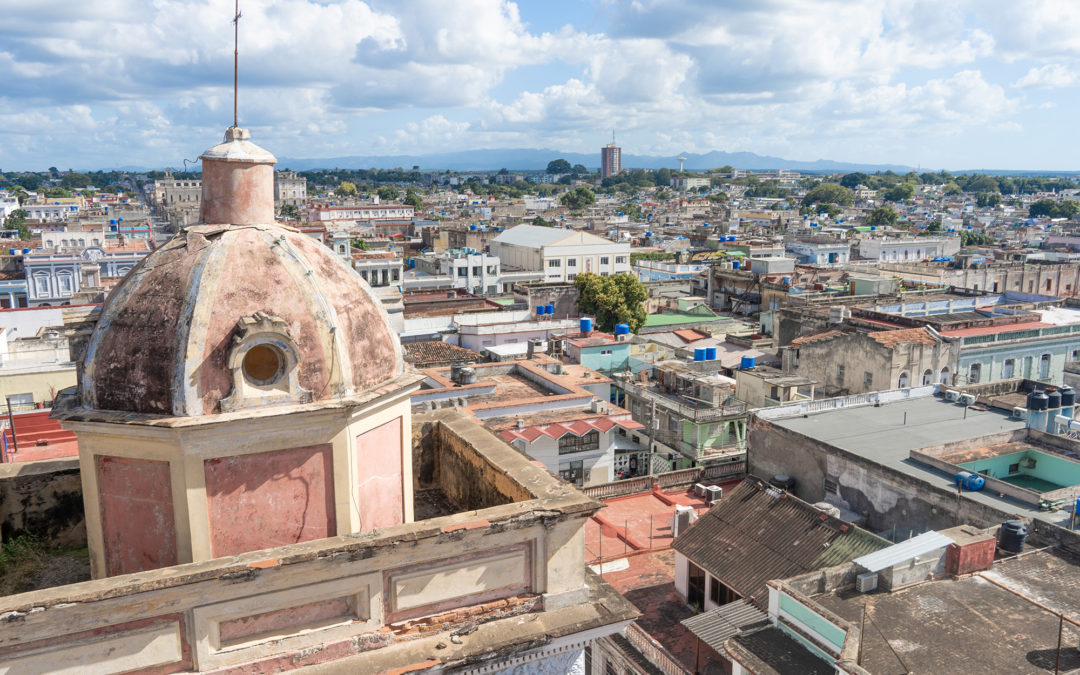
(693, 483, 708, 498)
(856, 572, 878, 593)
(706, 485, 723, 504)
(959, 393, 977, 406)
(1013, 407, 1029, 420)
(672, 505, 696, 537)
(945, 390, 961, 402)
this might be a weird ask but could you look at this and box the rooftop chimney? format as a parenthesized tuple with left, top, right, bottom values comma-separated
(199, 127, 277, 225)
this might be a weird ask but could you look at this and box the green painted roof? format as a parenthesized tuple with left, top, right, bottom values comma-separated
(645, 311, 726, 327)
(490, 298, 515, 306)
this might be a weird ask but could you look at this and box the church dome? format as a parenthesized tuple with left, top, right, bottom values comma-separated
(78, 129, 402, 416)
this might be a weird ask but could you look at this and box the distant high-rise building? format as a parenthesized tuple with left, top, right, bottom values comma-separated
(601, 142, 621, 179)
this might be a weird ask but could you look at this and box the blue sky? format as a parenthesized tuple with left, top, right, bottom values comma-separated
(2, 0, 1080, 171)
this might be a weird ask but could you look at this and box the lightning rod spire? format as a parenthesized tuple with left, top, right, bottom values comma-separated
(233, 0, 241, 128)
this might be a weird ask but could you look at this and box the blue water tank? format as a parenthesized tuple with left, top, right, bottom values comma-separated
(545, 304, 555, 315)
(580, 317, 593, 333)
(998, 520, 1027, 553)
(118, 217, 123, 222)
(408, 259, 415, 268)
(536, 306, 544, 317)
(470, 224, 477, 230)
(954, 471, 986, 491)
(694, 348, 706, 361)
(782, 276, 791, 285)
(21, 248, 29, 254)
(705, 346, 717, 361)
(614, 323, 630, 335)
(7, 249, 14, 255)
(740, 355, 756, 369)
(110, 219, 117, 225)
(732, 261, 740, 270)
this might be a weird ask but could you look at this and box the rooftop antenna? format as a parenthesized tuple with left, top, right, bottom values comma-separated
(232, 0, 241, 128)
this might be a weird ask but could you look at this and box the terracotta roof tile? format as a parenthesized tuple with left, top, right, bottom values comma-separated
(867, 327, 939, 347)
(790, 329, 848, 348)
(402, 341, 483, 366)
(673, 328, 710, 343)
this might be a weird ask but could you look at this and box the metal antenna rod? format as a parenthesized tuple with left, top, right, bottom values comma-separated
(233, 0, 241, 128)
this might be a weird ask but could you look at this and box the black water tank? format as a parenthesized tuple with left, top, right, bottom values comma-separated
(999, 520, 1028, 553)
(770, 475, 796, 491)
(1028, 391, 1049, 411)
(1048, 389, 1062, 410)
(1061, 386, 1076, 408)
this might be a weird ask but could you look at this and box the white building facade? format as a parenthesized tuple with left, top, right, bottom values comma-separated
(858, 237, 960, 262)
(489, 224, 631, 283)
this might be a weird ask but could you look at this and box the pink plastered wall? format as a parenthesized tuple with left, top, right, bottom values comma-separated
(204, 444, 336, 558)
(356, 418, 404, 530)
(200, 160, 275, 225)
(97, 456, 178, 576)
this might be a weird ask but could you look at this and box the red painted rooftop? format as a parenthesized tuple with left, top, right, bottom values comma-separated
(1, 410, 79, 462)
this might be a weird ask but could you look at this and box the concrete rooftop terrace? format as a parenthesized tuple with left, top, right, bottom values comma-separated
(766, 394, 1078, 527)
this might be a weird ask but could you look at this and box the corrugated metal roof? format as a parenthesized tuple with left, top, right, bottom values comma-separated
(673, 479, 890, 607)
(681, 600, 767, 653)
(852, 531, 953, 573)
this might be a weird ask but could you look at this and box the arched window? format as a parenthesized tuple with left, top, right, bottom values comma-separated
(1002, 359, 1015, 379)
(922, 369, 934, 385)
(898, 371, 910, 388)
(1040, 353, 1052, 379)
(940, 367, 950, 384)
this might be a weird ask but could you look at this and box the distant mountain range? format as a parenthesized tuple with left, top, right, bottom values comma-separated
(274, 148, 917, 174)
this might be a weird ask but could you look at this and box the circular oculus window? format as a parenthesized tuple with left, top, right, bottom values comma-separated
(242, 344, 283, 384)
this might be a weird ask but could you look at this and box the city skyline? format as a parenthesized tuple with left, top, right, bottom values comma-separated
(3, 1, 1080, 171)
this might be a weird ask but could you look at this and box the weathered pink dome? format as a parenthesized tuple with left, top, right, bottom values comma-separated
(78, 128, 401, 416)
(80, 223, 401, 415)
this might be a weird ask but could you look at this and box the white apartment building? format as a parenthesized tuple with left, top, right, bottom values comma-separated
(489, 224, 631, 283)
(785, 240, 851, 266)
(410, 249, 503, 294)
(857, 237, 960, 263)
(671, 177, 710, 191)
(307, 204, 414, 225)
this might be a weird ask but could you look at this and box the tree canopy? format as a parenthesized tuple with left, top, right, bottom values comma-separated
(560, 186, 596, 210)
(546, 159, 572, 174)
(802, 183, 853, 207)
(1029, 199, 1080, 219)
(338, 181, 358, 196)
(883, 182, 915, 202)
(866, 205, 897, 228)
(575, 272, 648, 333)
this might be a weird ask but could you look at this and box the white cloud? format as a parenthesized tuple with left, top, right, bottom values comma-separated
(1013, 63, 1080, 89)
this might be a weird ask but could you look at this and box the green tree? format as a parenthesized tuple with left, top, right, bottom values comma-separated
(866, 205, 897, 228)
(976, 192, 1002, 208)
(575, 272, 648, 333)
(560, 186, 596, 210)
(338, 181, 358, 196)
(802, 183, 853, 207)
(655, 168, 672, 187)
(943, 182, 962, 196)
(884, 182, 915, 202)
(923, 220, 943, 234)
(351, 238, 370, 250)
(4, 209, 29, 240)
(403, 189, 423, 210)
(376, 185, 400, 201)
(960, 231, 996, 247)
(840, 172, 869, 189)
(547, 159, 572, 174)
(571, 164, 588, 175)
(1029, 199, 1080, 219)
(279, 204, 300, 220)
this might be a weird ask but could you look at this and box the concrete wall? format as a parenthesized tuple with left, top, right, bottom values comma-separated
(0, 457, 84, 546)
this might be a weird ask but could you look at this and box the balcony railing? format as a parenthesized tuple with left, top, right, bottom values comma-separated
(651, 429, 745, 461)
(615, 378, 748, 423)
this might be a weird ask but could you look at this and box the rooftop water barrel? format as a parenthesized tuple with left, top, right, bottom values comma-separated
(470, 224, 477, 230)
(954, 471, 985, 491)
(580, 317, 593, 333)
(740, 355, 756, 369)
(545, 304, 555, 315)
(1049, 390, 1062, 410)
(8, 249, 14, 255)
(536, 306, 544, 317)
(614, 323, 630, 335)
(998, 520, 1027, 553)
(1061, 386, 1075, 408)
(21, 248, 29, 254)
(783, 277, 791, 285)
(705, 346, 718, 361)
(694, 348, 706, 361)
(732, 260, 740, 270)
(1028, 391, 1049, 411)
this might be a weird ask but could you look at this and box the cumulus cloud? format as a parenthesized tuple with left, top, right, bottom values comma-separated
(1013, 63, 1080, 89)
(0, 0, 1069, 168)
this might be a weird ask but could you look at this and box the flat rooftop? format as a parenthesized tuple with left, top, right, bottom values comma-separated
(767, 395, 1077, 527)
(813, 550, 1080, 673)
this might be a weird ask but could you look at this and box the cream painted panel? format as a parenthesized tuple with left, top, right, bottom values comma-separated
(0, 621, 182, 675)
(391, 549, 526, 612)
